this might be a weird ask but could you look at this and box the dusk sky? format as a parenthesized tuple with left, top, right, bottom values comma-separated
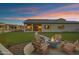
(0, 3, 79, 25)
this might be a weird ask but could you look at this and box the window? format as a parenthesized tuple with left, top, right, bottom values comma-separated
(58, 25, 64, 30)
(9, 25, 16, 29)
(0, 25, 3, 30)
(26, 24, 33, 31)
(38, 24, 42, 31)
(0, 26, 2, 28)
(44, 24, 50, 29)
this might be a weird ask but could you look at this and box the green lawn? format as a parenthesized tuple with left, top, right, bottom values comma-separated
(39, 32, 79, 41)
(0, 32, 35, 47)
(0, 32, 79, 47)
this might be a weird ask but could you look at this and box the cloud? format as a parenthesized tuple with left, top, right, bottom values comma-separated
(1, 4, 79, 21)
(10, 7, 40, 14)
(23, 4, 79, 21)
(0, 17, 28, 20)
(36, 4, 79, 16)
(0, 18, 18, 20)
(1, 11, 79, 21)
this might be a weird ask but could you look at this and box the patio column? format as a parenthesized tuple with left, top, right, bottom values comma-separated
(32, 24, 33, 32)
(6, 25, 10, 32)
(24, 24, 26, 32)
(42, 24, 43, 32)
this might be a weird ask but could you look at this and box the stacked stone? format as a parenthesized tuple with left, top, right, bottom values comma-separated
(60, 41, 76, 55)
(32, 32, 49, 54)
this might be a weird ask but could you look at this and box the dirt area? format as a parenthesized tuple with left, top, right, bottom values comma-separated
(31, 48, 67, 55)
(8, 42, 28, 55)
(48, 48, 67, 55)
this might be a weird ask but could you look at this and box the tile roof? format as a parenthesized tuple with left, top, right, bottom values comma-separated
(24, 18, 79, 24)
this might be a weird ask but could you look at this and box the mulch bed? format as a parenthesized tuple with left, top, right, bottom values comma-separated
(8, 42, 29, 55)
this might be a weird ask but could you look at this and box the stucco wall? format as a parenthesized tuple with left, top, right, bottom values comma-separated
(42, 24, 79, 32)
(64, 24, 79, 32)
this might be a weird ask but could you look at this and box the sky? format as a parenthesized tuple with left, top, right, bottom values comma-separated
(0, 3, 79, 25)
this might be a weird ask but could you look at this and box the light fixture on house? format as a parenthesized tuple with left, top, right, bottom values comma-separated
(27, 26, 30, 29)
(38, 26, 42, 29)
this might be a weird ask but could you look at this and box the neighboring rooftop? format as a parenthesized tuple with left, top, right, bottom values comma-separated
(0, 23, 23, 26)
(24, 18, 79, 24)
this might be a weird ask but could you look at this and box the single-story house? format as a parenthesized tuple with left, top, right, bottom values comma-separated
(0, 23, 24, 32)
(23, 18, 79, 32)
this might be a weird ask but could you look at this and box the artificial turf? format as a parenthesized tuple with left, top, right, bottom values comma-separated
(0, 32, 79, 47)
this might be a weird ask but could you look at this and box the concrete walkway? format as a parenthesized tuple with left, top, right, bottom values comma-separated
(0, 44, 13, 55)
(31, 47, 67, 55)
(24, 43, 35, 55)
(48, 48, 66, 55)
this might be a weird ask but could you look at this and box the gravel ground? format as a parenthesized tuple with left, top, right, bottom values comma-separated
(8, 42, 28, 55)
(31, 48, 67, 55)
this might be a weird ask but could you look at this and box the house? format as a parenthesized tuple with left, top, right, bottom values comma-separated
(23, 18, 79, 32)
(0, 23, 24, 33)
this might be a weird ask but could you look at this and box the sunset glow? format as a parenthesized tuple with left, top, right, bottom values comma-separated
(0, 3, 79, 25)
